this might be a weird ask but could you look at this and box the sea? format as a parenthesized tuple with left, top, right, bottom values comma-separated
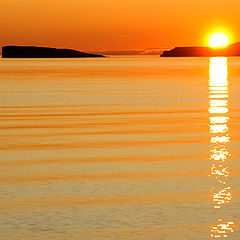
(0, 56, 240, 240)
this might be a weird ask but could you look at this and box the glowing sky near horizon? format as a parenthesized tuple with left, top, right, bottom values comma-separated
(0, 0, 239, 51)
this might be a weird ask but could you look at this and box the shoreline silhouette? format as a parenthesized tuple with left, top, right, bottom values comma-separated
(161, 42, 240, 57)
(2, 46, 105, 58)
(2, 43, 240, 58)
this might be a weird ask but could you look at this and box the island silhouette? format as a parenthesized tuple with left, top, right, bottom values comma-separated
(2, 46, 105, 58)
(161, 42, 240, 57)
(2, 43, 240, 58)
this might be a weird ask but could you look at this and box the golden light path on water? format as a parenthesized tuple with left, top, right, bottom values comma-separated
(208, 57, 234, 238)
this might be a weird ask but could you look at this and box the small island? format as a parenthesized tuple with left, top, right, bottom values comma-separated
(161, 42, 240, 57)
(2, 46, 105, 58)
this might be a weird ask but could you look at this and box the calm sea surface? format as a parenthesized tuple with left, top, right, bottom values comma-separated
(0, 56, 240, 239)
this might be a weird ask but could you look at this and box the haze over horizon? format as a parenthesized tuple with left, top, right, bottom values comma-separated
(1, 0, 240, 51)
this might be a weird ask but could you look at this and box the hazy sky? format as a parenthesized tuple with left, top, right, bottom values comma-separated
(1, 0, 239, 51)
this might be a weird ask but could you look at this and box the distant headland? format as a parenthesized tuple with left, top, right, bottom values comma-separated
(2, 46, 105, 58)
(161, 42, 240, 57)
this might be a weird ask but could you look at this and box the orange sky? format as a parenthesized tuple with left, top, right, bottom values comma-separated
(1, 0, 239, 51)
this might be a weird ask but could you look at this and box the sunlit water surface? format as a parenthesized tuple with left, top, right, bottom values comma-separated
(0, 56, 240, 240)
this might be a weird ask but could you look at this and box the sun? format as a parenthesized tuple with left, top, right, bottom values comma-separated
(209, 33, 229, 48)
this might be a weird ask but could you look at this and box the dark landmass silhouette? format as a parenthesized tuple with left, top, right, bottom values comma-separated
(94, 50, 143, 55)
(92, 48, 167, 55)
(2, 46, 105, 58)
(161, 42, 240, 57)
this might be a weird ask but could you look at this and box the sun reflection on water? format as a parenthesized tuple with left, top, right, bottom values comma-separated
(208, 57, 234, 238)
(209, 124, 228, 134)
(211, 221, 234, 238)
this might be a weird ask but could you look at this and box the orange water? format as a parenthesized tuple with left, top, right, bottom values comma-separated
(0, 57, 240, 239)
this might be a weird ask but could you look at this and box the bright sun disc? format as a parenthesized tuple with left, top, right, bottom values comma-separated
(209, 33, 229, 48)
